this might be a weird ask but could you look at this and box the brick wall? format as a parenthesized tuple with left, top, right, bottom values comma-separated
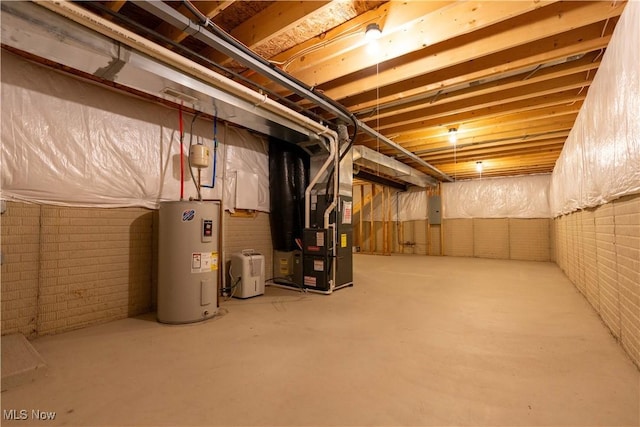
(510, 219, 551, 261)
(474, 218, 509, 259)
(1, 202, 40, 336)
(223, 212, 273, 284)
(1, 202, 154, 336)
(442, 218, 551, 261)
(2, 203, 277, 335)
(554, 194, 640, 367)
(443, 218, 474, 257)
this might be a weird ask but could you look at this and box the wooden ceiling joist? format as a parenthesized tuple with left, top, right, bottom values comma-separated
(313, 2, 622, 101)
(201, 1, 335, 65)
(355, 52, 601, 120)
(153, 1, 236, 44)
(364, 72, 593, 131)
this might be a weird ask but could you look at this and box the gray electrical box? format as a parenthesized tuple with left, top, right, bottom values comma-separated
(428, 195, 442, 224)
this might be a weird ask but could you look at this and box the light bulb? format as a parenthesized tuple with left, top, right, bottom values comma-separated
(448, 128, 458, 144)
(365, 23, 382, 41)
(476, 161, 483, 173)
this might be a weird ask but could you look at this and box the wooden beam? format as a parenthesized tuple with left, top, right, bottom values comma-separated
(372, 90, 587, 139)
(395, 118, 576, 152)
(248, 2, 451, 85)
(359, 185, 364, 251)
(283, 0, 559, 87)
(334, 35, 610, 120)
(154, 1, 235, 43)
(106, 1, 127, 13)
(202, 1, 334, 65)
(421, 141, 566, 163)
(361, 103, 581, 149)
(311, 2, 623, 100)
(364, 72, 594, 131)
(356, 53, 601, 120)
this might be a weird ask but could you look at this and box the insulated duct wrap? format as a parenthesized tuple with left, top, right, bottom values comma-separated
(268, 139, 308, 251)
(442, 175, 551, 219)
(549, 1, 640, 216)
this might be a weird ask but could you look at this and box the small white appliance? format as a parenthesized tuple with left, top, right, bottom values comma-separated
(230, 250, 265, 298)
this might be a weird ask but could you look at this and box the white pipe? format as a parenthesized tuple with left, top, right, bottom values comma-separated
(305, 130, 337, 228)
(35, 0, 336, 141)
(220, 123, 229, 290)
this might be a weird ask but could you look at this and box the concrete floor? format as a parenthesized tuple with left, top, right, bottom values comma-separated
(2, 255, 639, 426)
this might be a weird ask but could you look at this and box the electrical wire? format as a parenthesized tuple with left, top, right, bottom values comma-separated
(187, 112, 202, 200)
(179, 103, 185, 200)
(181, 0, 359, 137)
(201, 109, 218, 189)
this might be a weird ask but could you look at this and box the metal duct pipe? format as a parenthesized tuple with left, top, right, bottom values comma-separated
(33, 0, 335, 142)
(30, 0, 340, 233)
(133, 0, 452, 183)
(352, 145, 438, 188)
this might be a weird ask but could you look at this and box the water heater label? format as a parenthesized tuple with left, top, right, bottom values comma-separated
(211, 252, 218, 271)
(191, 253, 202, 271)
(192, 252, 218, 273)
(182, 209, 196, 222)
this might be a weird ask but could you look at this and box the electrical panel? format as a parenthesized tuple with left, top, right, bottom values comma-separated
(428, 195, 442, 225)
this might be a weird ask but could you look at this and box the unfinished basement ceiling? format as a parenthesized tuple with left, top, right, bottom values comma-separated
(72, 1, 626, 181)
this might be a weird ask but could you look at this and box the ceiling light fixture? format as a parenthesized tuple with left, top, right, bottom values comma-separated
(448, 128, 458, 144)
(476, 161, 483, 173)
(365, 23, 382, 41)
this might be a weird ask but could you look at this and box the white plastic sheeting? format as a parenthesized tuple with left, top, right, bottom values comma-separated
(442, 175, 551, 219)
(353, 185, 428, 221)
(549, 1, 640, 216)
(397, 189, 428, 221)
(1, 51, 269, 211)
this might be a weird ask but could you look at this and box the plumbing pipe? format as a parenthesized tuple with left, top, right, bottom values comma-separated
(132, 0, 451, 182)
(179, 104, 184, 200)
(34, 1, 336, 142)
(305, 130, 337, 228)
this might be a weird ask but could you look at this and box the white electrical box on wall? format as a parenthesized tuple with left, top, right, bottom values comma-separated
(235, 170, 259, 210)
(230, 250, 265, 299)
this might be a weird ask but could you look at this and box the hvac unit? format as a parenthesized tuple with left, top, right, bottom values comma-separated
(230, 250, 265, 299)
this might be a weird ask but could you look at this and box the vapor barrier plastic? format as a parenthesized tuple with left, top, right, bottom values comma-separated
(550, 1, 640, 216)
(442, 175, 551, 219)
(223, 126, 269, 212)
(353, 185, 430, 222)
(1, 51, 269, 211)
(397, 189, 428, 221)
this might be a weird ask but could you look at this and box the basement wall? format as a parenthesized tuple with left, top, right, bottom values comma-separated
(1, 48, 277, 336)
(1, 201, 274, 336)
(548, 2, 640, 368)
(553, 194, 640, 366)
(442, 218, 551, 261)
(1, 202, 153, 336)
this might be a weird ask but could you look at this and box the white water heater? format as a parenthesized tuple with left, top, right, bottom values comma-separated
(230, 250, 265, 299)
(158, 201, 220, 323)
